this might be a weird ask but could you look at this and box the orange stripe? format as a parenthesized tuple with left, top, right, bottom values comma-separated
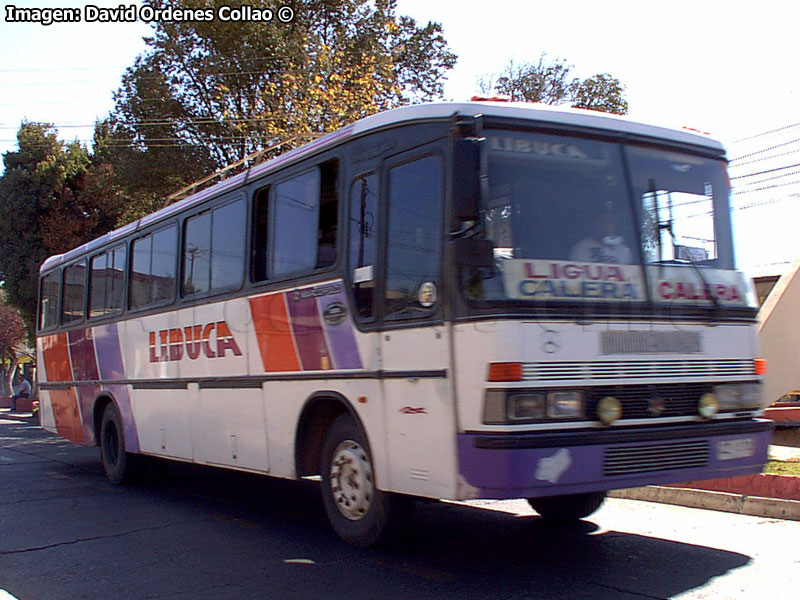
(48, 389, 82, 443)
(249, 292, 301, 372)
(40, 333, 82, 443)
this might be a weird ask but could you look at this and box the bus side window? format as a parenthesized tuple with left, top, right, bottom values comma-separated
(316, 160, 338, 269)
(130, 225, 177, 309)
(89, 245, 126, 319)
(39, 271, 60, 329)
(349, 173, 378, 319)
(183, 198, 246, 296)
(251, 186, 270, 282)
(61, 262, 87, 324)
(267, 159, 338, 278)
(385, 154, 443, 319)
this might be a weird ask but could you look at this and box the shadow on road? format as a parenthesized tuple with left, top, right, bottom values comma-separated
(2, 417, 752, 600)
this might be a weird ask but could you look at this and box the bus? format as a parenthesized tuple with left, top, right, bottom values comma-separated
(36, 101, 772, 546)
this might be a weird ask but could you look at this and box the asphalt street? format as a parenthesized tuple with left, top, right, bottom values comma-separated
(1, 413, 799, 600)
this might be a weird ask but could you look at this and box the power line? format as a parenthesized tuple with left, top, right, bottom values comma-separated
(729, 147, 800, 168)
(733, 169, 800, 189)
(731, 180, 800, 195)
(729, 138, 800, 163)
(730, 162, 800, 180)
(731, 122, 800, 143)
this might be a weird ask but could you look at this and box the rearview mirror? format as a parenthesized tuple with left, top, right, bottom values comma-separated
(452, 138, 482, 221)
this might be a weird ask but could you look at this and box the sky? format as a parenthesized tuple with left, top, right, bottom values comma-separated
(1, 0, 798, 277)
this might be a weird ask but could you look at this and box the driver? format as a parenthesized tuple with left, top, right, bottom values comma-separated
(569, 207, 634, 264)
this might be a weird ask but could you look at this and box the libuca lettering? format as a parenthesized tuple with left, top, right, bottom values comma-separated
(149, 321, 242, 362)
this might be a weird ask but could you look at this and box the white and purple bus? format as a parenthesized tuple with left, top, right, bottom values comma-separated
(36, 102, 771, 546)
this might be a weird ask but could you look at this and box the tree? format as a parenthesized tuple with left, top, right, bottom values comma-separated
(571, 73, 629, 115)
(0, 123, 127, 334)
(108, 0, 457, 187)
(480, 54, 629, 115)
(0, 299, 26, 397)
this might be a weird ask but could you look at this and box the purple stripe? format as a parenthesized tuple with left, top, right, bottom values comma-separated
(287, 292, 330, 371)
(318, 291, 362, 369)
(94, 323, 139, 453)
(68, 328, 100, 381)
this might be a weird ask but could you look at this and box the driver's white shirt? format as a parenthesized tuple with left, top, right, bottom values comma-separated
(569, 237, 634, 264)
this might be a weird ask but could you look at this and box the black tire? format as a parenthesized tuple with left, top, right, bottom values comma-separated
(99, 403, 140, 485)
(527, 491, 607, 522)
(320, 414, 409, 547)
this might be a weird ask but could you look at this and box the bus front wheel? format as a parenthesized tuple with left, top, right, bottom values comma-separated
(527, 491, 607, 522)
(320, 414, 408, 547)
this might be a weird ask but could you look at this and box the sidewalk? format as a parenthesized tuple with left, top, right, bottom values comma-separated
(612, 439, 800, 520)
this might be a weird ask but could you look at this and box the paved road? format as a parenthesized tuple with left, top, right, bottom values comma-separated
(1, 414, 798, 600)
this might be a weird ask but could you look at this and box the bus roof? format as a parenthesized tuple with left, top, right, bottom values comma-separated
(40, 101, 725, 273)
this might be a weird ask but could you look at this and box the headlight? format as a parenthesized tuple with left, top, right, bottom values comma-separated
(712, 383, 763, 410)
(547, 391, 584, 419)
(738, 383, 762, 409)
(483, 390, 583, 424)
(714, 385, 738, 410)
(508, 393, 546, 421)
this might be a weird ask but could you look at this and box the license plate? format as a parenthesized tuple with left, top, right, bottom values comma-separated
(717, 438, 755, 461)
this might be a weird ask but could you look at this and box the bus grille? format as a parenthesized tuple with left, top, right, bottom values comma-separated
(521, 359, 755, 382)
(586, 383, 717, 419)
(604, 441, 709, 476)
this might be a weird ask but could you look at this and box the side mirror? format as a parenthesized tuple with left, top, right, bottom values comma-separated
(452, 138, 482, 221)
(451, 237, 495, 268)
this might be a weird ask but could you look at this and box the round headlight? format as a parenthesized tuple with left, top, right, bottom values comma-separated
(698, 393, 719, 419)
(597, 396, 622, 425)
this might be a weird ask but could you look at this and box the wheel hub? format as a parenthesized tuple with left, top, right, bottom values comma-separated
(329, 440, 374, 521)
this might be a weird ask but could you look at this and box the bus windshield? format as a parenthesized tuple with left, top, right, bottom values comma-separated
(469, 130, 755, 310)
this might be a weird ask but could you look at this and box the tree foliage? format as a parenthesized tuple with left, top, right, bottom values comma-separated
(108, 0, 457, 186)
(0, 123, 127, 333)
(480, 54, 629, 115)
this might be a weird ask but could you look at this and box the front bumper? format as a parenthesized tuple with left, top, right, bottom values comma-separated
(457, 419, 773, 500)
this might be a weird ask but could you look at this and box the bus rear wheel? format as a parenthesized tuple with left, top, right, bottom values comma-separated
(100, 403, 139, 485)
(527, 491, 607, 522)
(320, 414, 408, 547)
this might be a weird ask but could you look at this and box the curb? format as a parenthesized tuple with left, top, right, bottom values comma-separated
(610, 486, 800, 521)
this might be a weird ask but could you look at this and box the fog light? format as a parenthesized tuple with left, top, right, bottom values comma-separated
(698, 393, 719, 418)
(597, 396, 622, 425)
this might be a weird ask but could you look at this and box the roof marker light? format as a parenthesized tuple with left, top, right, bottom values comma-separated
(470, 95, 511, 102)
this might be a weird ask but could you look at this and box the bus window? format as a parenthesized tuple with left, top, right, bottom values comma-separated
(130, 225, 177, 309)
(182, 197, 246, 296)
(251, 186, 270, 282)
(349, 173, 378, 319)
(89, 245, 126, 319)
(61, 262, 86, 324)
(255, 160, 338, 280)
(39, 270, 60, 329)
(385, 154, 443, 319)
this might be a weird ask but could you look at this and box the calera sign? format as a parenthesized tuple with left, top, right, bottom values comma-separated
(500, 259, 751, 306)
(652, 266, 750, 306)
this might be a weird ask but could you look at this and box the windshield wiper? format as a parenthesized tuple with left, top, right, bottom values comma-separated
(648, 181, 722, 319)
